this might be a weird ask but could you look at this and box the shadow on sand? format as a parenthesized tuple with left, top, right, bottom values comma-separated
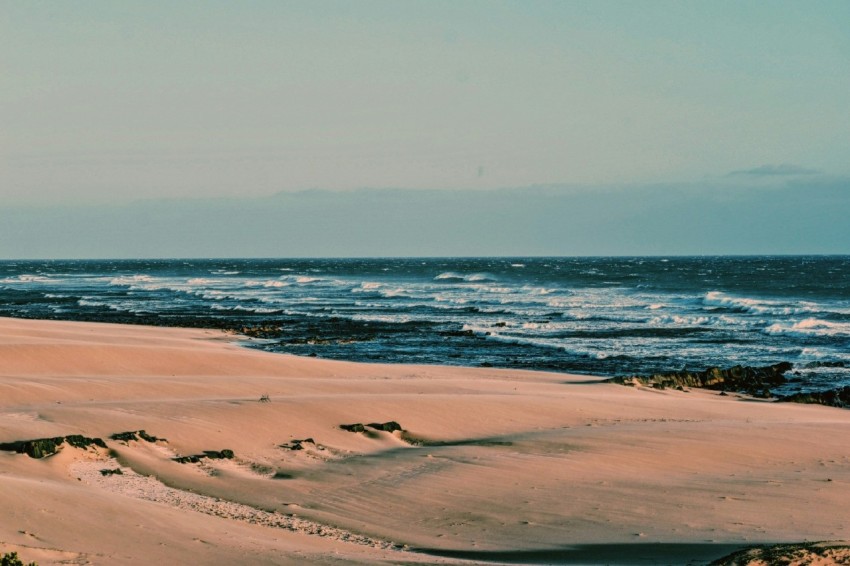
(412, 542, 746, 565)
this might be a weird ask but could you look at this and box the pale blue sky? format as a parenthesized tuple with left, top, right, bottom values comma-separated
(1, 2, 849, 257)
(3, 0, 849, 204)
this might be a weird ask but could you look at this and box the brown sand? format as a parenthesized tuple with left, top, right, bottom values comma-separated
(2, 316, 850, 565)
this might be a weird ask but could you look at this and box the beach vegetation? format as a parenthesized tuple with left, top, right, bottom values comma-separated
(1, 551, 37, 566)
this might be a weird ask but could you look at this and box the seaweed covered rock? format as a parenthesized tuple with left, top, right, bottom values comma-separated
(710, 541, 850, 565)
(367, 421, 403, 432)
(173, 449, 234, 464)
(0, 434, 107, 458)
(340, 423, 366, 433)
(778, 386, 850, 408)
(280, 438, 315, 451)
(110, 430, 164, 443)
(64, 435, 107, 449)
(609, 362, 792, 396)
(203, 449, 235, 459)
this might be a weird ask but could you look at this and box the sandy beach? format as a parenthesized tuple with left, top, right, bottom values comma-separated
(2, 316, 850, 565)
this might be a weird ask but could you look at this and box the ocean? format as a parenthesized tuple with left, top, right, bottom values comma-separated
(1, 256, 848, 393)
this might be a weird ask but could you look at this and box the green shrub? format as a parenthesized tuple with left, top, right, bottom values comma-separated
(1, 551, 37, 566)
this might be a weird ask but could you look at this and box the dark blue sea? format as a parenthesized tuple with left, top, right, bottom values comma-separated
(1, 257, 848, 393)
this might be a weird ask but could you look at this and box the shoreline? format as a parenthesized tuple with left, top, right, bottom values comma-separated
(2, 316, 850, 564)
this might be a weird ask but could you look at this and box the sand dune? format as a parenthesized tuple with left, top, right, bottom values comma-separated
(2, 317, 850, 564)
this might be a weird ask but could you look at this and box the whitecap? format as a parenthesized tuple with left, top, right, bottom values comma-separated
(703, 291, 816, 316)
(108, 274, 154, 286)
(764, 318, 850, 337)
(434, 272, 497, 283)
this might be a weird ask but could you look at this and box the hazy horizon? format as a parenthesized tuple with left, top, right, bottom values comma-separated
(2, 1, 849, 256)
(2, 177, 848, 259)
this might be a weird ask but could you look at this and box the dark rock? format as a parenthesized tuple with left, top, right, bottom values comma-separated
(173, 455, 202, 464)
(480, 362, 494, 367)
(609, 362, 793, 395)
(241, 324, 281, 339)
(27, 438, 65, 458)
(280, 437, 317, 451)
(440, 329, 476, 338)
(367, 421, 403, 432)
(308, 352, 318, 357)
(1, 434, 108, 458)
(110, 430, 163, 443)
(110, 431, 138, 442)
(137, 430, 163, 442)
(778, 386, 850, 408)
(64, 435, 107, 449)
(201, 449, 235, 460)
(100, 468, 123, 476)
(340, 423, 366, 433)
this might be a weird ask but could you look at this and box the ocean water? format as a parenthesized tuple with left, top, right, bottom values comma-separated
(1, 257, 848, 393)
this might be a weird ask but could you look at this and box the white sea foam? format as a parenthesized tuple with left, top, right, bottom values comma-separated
(649, 315, 712, 326)
(350, 313, 413, 324)
(798, 347, 850, 361)
(703, 291, 817, 316)
(764, 318, 850, 337)
(473, 330, 615, 359)
(108, 274, 155, 286)
(351, 282, 383, 293)
(434, 272, 497, 283)
(210, 304, 281, 314)
(0, 274, 52, 284)
(244, 279, 289, 288)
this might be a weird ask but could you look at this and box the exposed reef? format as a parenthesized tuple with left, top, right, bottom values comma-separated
(608, 363, 793, 397)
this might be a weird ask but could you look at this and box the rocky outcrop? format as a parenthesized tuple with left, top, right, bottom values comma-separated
(710, 541, 850, 565)
(109, 430, 164, 443)
(203, 449, 235, 459)
(0, 435, 106, 458)
(342, 422, 405, 433)
(279, 438, 315, 451)
(608, 363, 792, 397)
(778, 386, 850, 408)
(367, 421, 402, 432)
(173, 449, 234, 464)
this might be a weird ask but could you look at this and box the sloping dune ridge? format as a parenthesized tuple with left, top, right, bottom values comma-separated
(1, 317, 849, 565)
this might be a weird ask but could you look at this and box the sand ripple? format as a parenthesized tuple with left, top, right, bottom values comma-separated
(70, 458, 402, 551)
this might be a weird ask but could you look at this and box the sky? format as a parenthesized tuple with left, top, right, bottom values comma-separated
(1, 1, 849, 256)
